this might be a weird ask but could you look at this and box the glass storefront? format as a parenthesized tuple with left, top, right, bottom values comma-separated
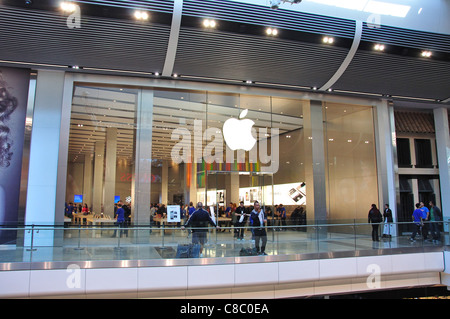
(65, 84, 378, 226)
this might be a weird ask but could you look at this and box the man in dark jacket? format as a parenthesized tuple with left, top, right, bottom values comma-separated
(181, 202, 219, 257)
(250, 201, 267, 255)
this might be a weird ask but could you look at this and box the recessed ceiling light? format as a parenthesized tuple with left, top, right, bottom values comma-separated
(60, 1, 77, 12)
(266, 27, 278, 36)
(203, 19, 216, 28)
(421, 50, 432, 58)
(323, 36, 334, 44)
(374, 44, 385, 51)
(134, 10, 149, 20)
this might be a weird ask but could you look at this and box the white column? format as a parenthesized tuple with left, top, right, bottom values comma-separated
(433, 107, 450, 229)
(103, 127, 117, 218)
(134, 89, 153, 224)
(83, 154, 93, 208)
(92, 141, 105, 215)
(303, 100, 327, 223)
(225, 172, 239, 205)
(374, 100, 398, 235)
(25, 70, 65, 246)
(161, 160, 169, 205)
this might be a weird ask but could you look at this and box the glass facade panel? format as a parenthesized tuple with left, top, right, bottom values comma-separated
(65, 85, 378, 228)
(323, 102, 378, 222)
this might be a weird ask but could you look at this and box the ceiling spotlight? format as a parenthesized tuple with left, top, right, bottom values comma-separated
(154, 72, 160, 76)
(421, 50, 432, 57)
(203, 19, 216, 28)
(245, 80, 253, 84)
(134, 10, 149, 20)
(25, 0, 33, 5)
(60, 1, 77, 12)
(172, 73, 179, 78)
(266, 27, 278, 36)
(374, 44, 385, 51)
(323, 36, 334, 44)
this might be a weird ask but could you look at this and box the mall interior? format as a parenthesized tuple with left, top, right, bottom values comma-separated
(0, 0, 449, 300)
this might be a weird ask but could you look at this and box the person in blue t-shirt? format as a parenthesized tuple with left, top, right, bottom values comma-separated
(420, 202, 430, 241)
(112, 203, 125, 238)
(410, 203, 424, 242)
(277, 204, 287, 231)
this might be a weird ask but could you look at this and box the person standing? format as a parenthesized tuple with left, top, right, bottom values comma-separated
(419, 202, 430, 241)
(382, 204, 393, 238)
(410, 203, 424, 242)
(234, 201, 248, 240)
(277, 204, 287, 231)
(368, 204, 382, 242)
(250, 201, 267, 255)
(181, 202, 219, 257)
(429, 201, 442, 244)
(112, 203, 125, 238)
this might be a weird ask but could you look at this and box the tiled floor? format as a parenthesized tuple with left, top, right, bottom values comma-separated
(0, 225, 446, 264)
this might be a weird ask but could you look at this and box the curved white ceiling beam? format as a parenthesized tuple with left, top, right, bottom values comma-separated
(162, 0, 183, 77)
(319, 20, 363, 91)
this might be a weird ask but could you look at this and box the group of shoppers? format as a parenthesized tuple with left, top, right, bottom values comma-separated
(182, 201, 269, 256)
(410, 201, 442, 243)
(368, 201, 442, 243)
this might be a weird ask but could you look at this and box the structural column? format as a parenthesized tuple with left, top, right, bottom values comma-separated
(374, 99, 398, 235)
(92, 141, 105, 215)
(82, 153, 93, 208)
(433, 107, 450, 230)
(25, 70, 65, 246)
(161, 160, 169, 205)
(303, 100, 327, 224)
(103, 127, 117, 218)
(133, 89, 153, 244)
(225, 172, 239, 205)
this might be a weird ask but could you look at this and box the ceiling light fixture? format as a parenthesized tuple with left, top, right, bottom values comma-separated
(266, 27, 278, 36)
(203, 19, 216, 28)
(374, 44, 385, 51)
(60, 1, 77, 12)
(322, 36, 334, 44)
(134, 10, 149, 21)
(421, 50, 432, 58)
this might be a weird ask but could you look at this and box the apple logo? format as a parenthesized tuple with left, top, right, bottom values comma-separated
(222, 109, 256, 151)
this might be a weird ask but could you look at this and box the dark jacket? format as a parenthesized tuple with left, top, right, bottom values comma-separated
(184, 208, 217, 232)
(383, 208, 393, 223)
(368, 208, 382, 223)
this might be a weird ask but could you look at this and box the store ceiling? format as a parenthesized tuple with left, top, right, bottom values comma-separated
(0, 0, 449, 162)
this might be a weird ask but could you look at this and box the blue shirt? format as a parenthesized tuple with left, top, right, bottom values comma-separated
(413, 208, 423, 224)
(277, 207, 286, 218)
(116, 207, 125, 222)
(420, 206, 429, 220)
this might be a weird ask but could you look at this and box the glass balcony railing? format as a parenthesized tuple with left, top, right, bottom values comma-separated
(0, 221, 447, 265)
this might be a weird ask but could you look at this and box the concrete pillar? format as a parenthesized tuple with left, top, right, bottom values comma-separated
(161, 159, 169, 205)
(433, 107, 450, 230)
(134, 88, 153, 225)
(374, 100, 398, 235)
(92, 140, 105, 215)
(303, 100, 327, 224)
(25, 70, 65, 247)
(225, 172, 239, 204)
(83, 154, 93, 208)
(103, 127, 117, 218)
